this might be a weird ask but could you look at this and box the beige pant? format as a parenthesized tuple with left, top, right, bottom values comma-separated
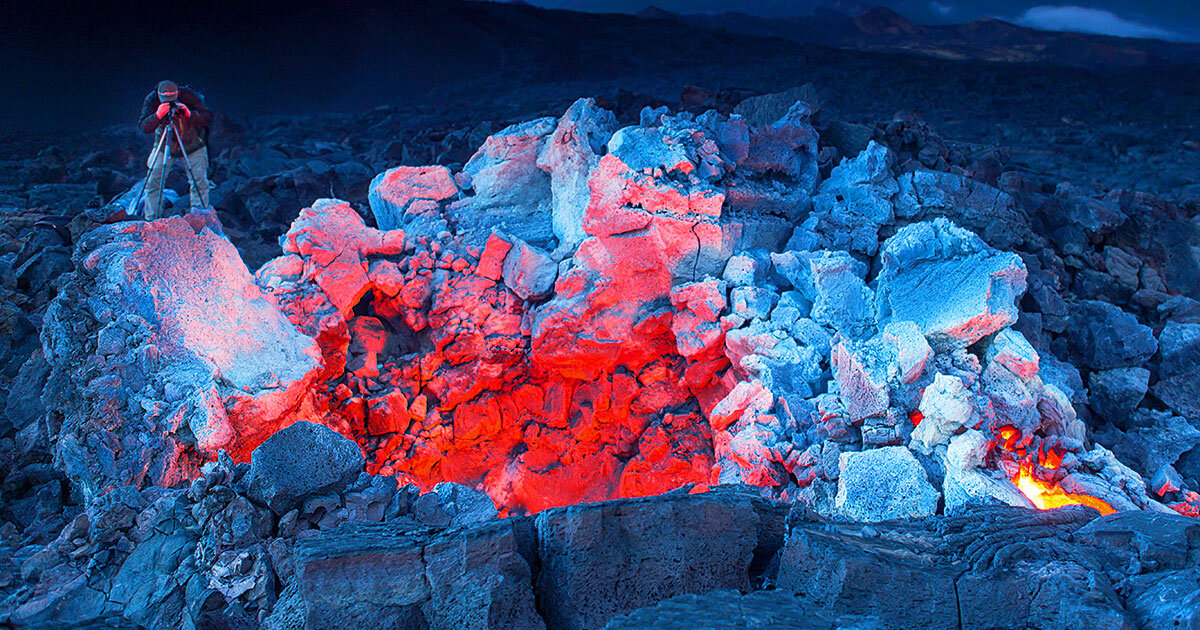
(144, 144, 210, 219)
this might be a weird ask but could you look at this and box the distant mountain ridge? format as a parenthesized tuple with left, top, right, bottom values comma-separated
(640, 5, 1200, 67)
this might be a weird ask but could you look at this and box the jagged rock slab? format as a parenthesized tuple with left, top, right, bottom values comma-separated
(293, 519, 543, 630)
(876, 218, 1026, 351)
(777, 506, 1159, 630)
(603, 589, 868, 630)
(40, 214, 323, 497)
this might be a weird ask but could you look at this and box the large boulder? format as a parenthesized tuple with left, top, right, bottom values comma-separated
(245, 421, 365, 515)
(835, 446, 940, 522)
(448, 117, 558, 248)
(280, 198, 407, 317)
(536, 97, 618, 256)
(531, 114, 732, 378)
(772, 250, 876, 339)
(876, 219, 1027, 351)
(895, 169, 1029, 249)
(1153, 321, 1200, 418)
(41, 214, 324, 497)
(809, 140, 897, 256)
(367, 165, 459, 232)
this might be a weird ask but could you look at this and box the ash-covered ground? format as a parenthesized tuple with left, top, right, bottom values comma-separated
(3, 4, 1200, 629)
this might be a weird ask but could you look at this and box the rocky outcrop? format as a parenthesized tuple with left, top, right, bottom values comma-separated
(7, 478, 1198, 629)
(39, 212, 324, 498)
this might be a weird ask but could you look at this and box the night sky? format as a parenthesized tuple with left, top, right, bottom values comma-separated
(2, 0, 1196, 137)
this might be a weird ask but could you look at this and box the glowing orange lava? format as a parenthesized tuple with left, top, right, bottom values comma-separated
(1012, 460, 1115, 515)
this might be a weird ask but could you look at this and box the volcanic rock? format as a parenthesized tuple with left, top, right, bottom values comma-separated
(245, 421, 365, 515)
(367, 165, 459, 232)
(910, 374, 975, 454)
(875, 218, 1027, 351)
(412, 482, 499, 527)
(603, 589, 856, 630)
(41, 215, 324, 497)
(809, 140, 896, 256)
(894, 169, 1029, 249)
(984, 328, 1039, 381)
(1067, 300, 1157, 370)
(771, 249, 875, 339)
(1088, 367, 1150, 423)
(280, 198, 407, 317)
(536, 97, 618, 256)
(1153, 321, 1200, 418)
(835, 446, 940, 522)
(293, 518, 542, 630)
(449, 117, 558, 248)
(501, 237, 557, 300)
(535, 490, 776, 630)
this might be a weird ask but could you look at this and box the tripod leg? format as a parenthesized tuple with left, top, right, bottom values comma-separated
(170, 122, 204, 210)
(151, 135, 172, 221)
(131, 130, 170, 219)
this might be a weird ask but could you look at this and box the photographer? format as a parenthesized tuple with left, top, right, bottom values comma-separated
(136, 80, 213, 219)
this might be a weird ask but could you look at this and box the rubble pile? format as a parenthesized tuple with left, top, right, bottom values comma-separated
(4, 90, 1200, 627)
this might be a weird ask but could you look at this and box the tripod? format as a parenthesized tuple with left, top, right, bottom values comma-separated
(129, 109, 204, 220)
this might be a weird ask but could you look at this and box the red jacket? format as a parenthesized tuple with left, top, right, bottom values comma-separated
(138, 86, 213, 157)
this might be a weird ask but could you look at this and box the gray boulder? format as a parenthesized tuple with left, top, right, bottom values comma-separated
(367, 165, 459, 232)
(1154, 321, 1200, 418)
(412, 482, 499, 528)
(41, 215, 323, 498)
(245, 421, 365, 515)
(501, 238, 557, 300)
(876, 219, 1026, 351)
(772, 249, 875, 339)
(895, 169, 1029, 249)
(1088, 367, 1150, 424)
(809, 140, 897, 256)
(835, 446, 940, 522)
(1068, 300, 1157, 370)
(448, 117, 558, 248)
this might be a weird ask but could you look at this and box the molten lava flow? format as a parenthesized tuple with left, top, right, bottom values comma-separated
(993, 426, 1115, 515)
(1012, 460, 1115, 515)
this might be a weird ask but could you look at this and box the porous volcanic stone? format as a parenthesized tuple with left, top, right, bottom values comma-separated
(245, 421, 365, 515)
(835, 446, 940, 522)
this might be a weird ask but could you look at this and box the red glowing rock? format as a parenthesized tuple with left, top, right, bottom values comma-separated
(367, 165, 459, 231)
(281, 199, 406, 317)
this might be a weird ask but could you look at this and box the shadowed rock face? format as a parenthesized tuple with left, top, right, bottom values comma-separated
(7, 459, 1200, 630)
